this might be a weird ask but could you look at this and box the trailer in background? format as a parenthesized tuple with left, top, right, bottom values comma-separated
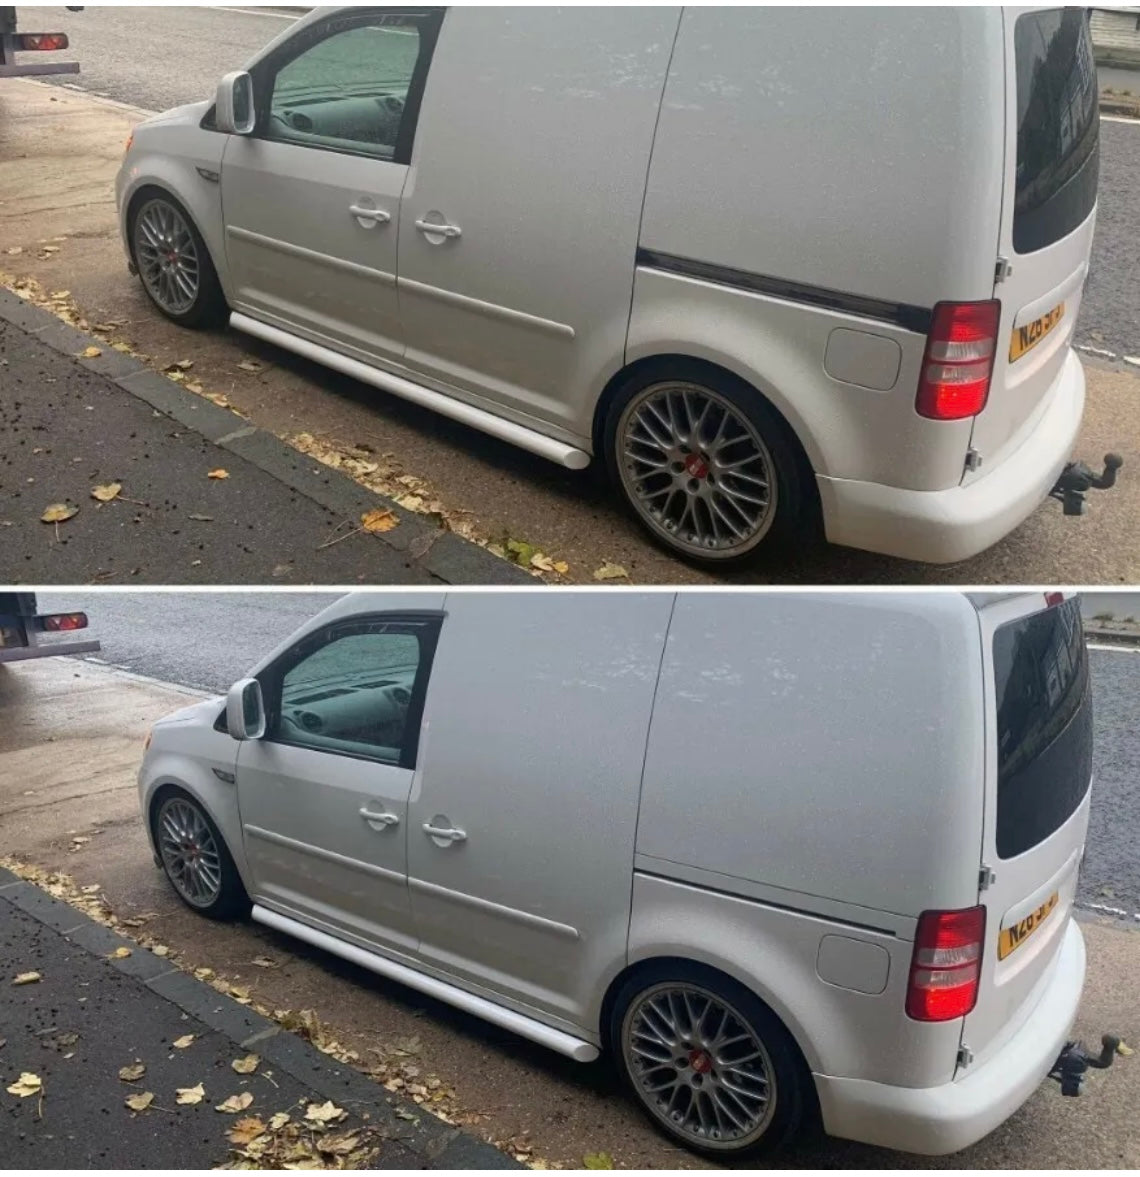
(0, 7, 80, 78)
(0, 593, 100, 663)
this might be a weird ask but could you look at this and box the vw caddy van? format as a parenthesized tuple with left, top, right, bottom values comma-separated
(115, 7, 1120, 569)
(139, 591, 1114, 1158)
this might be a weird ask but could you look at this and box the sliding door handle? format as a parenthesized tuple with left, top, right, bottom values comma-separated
(360, 807, 400, 831)
(422, 822, 466, 845)
(349, 205, 391, 227)
(414, 218, 462, 241)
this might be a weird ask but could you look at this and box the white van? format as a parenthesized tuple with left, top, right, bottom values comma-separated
(138, 590, 1115, 1158)
(114, 7, 1121, 569)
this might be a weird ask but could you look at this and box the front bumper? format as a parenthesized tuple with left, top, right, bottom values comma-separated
(813, 919, 1086, 1156)
(817, 349, 1086, 564)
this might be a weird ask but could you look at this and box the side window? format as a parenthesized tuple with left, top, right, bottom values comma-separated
(261, 11, 438, 162)
(266, 617, 440, 767)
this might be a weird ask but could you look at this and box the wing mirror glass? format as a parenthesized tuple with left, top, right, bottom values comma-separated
(215, 70, 255, 135)
(226, 678, 266, 741)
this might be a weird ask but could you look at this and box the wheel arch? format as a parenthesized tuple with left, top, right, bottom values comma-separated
(145, 774, 252, 893)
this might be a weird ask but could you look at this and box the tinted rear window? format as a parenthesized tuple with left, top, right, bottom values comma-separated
(1013, 9, 1099, 254)
(994, 598, 1092, 859)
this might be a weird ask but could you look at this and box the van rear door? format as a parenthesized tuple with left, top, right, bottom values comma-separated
(962, 593, 1092, 1067)
(964, 7, 1099, 484)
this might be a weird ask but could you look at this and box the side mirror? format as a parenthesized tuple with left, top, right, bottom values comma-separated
(226, 678, 266, 741)
(216, 70, 255, 136)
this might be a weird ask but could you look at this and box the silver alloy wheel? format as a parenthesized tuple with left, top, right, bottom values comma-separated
(157, 797, 223, 909)
(622, 982, 777, 1151)
(134, 198, 201, 316)
(616, 382, 778, 558)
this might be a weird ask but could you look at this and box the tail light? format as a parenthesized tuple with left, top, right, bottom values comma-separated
(916, 301, 1001, 421)
(14, 33, 70, 51)
(1044, 592, 1064, 607)
(39, 613, 88, 632)
(906, 906, 986, 1022)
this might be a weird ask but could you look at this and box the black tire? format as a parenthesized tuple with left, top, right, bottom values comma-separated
(128, 188, 227, 329)
(608, 961, 812, 1160)
(150, 787, 249, 921)
(602, 360, 817, 569)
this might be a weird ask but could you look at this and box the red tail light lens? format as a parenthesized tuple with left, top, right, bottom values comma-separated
(1045, 592, 1064, 607)
(15, 33, 69, 51)
(906, 906, 986, 1021)
(916, 301, 1001, 421)
(41, 613, 88, 632)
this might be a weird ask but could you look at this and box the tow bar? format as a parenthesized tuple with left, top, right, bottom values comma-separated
(1048, 1034, 1119, 1097)
(1051, 453, 1123, 516)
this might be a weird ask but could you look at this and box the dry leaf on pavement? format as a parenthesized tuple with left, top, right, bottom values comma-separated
(125, 1091, 155, 1112)
(175, 1082, 205, 1105)
(593, 563, 629, 582)
(151, 945, 170, 957)
(172, 1034, 195, 1049)
(361, 508, 398, 534)
(108, 946, 131, 960)
(118, 1062, 146, 1082)
(251, 956, 279, 969)
(316, 1131, 361, 1156)
(231, 1054, 259, 1075)
(304, 1100, 347, 1125)
(207, 469, 230, 481)
(1118, 1041, 1134, 1057)
(237, 360, 263, 374)
(216, 1092, 255, 1114)
(228, 1116, 266, 1144)
(583, 1152, 614, 1169)
(12, 972, 41, 986)
(267, 1112, 291, 1131)
(7, 1073, 42, 1098)
(40, 503, 79, 524)
(91, 483, 122, 503)
(80, 346, 102, 359)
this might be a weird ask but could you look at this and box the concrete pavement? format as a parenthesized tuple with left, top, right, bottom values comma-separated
(2, 77, 1139, 586)
(1, 654, 1138, 1170)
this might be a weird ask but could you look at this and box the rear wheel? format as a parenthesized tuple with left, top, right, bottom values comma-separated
(130, 191, 226, 328)
(610, 964, 810, 1159)
(152, 790, 248, 920)
(603, 364, 814, 567)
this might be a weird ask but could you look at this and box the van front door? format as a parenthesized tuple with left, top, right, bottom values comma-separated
(221, 9, 442, 364)
(236, 610, 444, 955)
(405, 594, 674, 1028)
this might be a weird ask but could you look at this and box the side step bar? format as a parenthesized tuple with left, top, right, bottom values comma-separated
(251, 904, 600, 1063)
(229, 312, 591, 471)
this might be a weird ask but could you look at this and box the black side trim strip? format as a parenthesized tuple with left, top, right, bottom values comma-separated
(636, 248, 933, 336)
(635, 868, 897, 938)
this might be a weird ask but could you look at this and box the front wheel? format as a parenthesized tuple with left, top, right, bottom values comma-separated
(130, 192, 226, 329)
(604, 365, 814, 567)
(152, 790, 248, 920)
(611, 966, 810, 1159)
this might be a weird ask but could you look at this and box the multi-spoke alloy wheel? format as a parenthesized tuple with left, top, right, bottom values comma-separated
(134, 198, 202, 317)
(615, 381, 778, 559)
(621, 982, 777, 1151)
(157, 796, 223, 909)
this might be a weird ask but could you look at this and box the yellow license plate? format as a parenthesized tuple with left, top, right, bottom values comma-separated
(1009, 303, 1065, 362)
(998, 891, 1059, 960)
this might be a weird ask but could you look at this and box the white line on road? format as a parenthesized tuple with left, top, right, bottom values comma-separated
(1088, 642, 1140, 654)
(1101, 114, 1140, 126)
(208, 6, 301, 20)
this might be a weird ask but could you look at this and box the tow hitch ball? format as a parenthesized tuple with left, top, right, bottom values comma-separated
(1049, 1034, 1119, 1096)
(1051, 454, 1123, 516)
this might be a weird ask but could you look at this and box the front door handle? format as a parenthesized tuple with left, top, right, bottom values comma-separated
(349, 205, 391, 227)
(360, 807, 400, 831)
(414, 218, 462, 241)
(422, 822, 467, 845)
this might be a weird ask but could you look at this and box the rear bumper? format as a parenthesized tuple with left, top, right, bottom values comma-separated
(814, 919, 1086, 1155)
(817, 349, 1085, 564)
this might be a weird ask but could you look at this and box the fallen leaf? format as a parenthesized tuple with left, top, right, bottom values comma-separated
(207, 469, 230, 481)
(186, 381, 204, 395)
(164, 359, 194, 372)
(151, 945, 170, 958)
(108, 946, 132, 960)
(267, 1112, 291, 1131)
(111, 342, 133, 354)
(1118, 1041, 1134, 1057)
(172, 1034, 195, 1050)
(80, 884, 101, 894)
(12, 971, 42, 986)
(41, 503, 79, 524)
(91, 483, 122, 503)
(530, 553, 555, 573)
(228, 1115, 266, 1144)
(304, 1100, 347, 1125)
(361, 508, 398, 534)
(251, 956, 278, 969)
(118, 1062, 146, 1082)
(583, 1152, 614, 1169)
(7, 1072, 42, 1098)
(80, 345, 102, 359)
(175, 1082, 205, 1105)
(70, 836, 90, 845)
(316, 1131, 361, 1156)
(506, 539, 537, 567)
(216, 1091, 254, 1114)
(188, 514, 214, 522)
(237, 360, 263, 374)
(593, 562, 629, 582)
(231, 1054, 259, 1075)
(125, 1091, 154, 1112)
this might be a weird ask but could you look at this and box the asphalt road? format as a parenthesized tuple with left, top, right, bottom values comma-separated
(34, 590, 1140, 921)
(20, 5, 1140, 363)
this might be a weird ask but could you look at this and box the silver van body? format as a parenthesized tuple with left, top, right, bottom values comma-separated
(139, 591, 1094, 1156)
(115, 7, 1104, 567)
